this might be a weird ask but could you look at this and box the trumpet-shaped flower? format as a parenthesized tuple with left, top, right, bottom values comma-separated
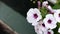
(54, 9, 60, 23)
(43, 14, 57, 29)
(42, 1, 48, 7)
(44, 30, 54, 34)
(26, 8, 42, 26)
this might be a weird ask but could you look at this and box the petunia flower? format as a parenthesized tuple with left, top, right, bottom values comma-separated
(43, 14, 57, 29)
(44, 29, 54, 34)
(42, 1, 55, 13)
(34, 25, 43, 34)
(42, 1, 48, 7)
(26, 8, 42, 26)
(46, 5, 56, 13)
(47, 6, 53, 13)
(54, 9, 60, 23)
(58, 28, 60, 33)
(34, 20, 47, 34)
(47, 0, 57, 4)
(38, 20, 47, 32)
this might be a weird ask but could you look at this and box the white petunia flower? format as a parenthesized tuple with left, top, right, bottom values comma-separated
(34, 20, 47, 34)
(42, 1, 48, 7)
(58, 28, 60, 33)
(54, 9, 60, 23)
(47, 7, 59, 13)
(38, 21, 47, 32)
(47, 5, 56, 13)
(26, 8, 42, 26)
(34, 26, 43, 34)
(47, 0, 57, 4)
(38, 30, 43, 34)
(34, 25, 39, 34)
(43, 14, 57, 29)
(44, 29, 54, 34)
(47, 6, 52, 11)
(42, 2, 56, 13)
(52, 9, 57, 13)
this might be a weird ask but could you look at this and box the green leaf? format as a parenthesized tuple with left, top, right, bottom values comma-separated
(57, 0, 60, 4)
(53, 23, 60, 34)
(40, 7, 48, 19)
(52, 0, 60, 9)
(40, 0, 43, 2)
(52, 22, 60, 34)
(57, 22, 60, 27)
(52, 4, 60, 9)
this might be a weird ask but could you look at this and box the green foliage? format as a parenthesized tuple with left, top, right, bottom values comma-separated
(52, 0, 60, 9)
(40, 0, 43, 2)
(40, 7, 48, 19)
(52, 4, 60, 9)
(53, 23, 60, 34)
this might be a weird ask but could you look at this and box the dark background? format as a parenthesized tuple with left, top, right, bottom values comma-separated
(0, 0, 54, 17)
(1, 0, 37, 17)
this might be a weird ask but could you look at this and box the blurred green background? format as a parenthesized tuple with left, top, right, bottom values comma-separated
(0, 2, 36, 34)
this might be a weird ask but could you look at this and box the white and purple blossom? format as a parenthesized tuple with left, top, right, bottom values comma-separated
(26, 8, 42, 26)
(44, 29, 54, 34)
(42, 1, 48, 7)
(54, 9, 60, 23)
(42, 1, 56, 13)
(34, 21, 54, 34)
(38, 21, 47, 32)
(34, 25, 43, 34)
(43, 14, 57, 29)
(26, 1, 60, 34)
(34, 20, 48, 34)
